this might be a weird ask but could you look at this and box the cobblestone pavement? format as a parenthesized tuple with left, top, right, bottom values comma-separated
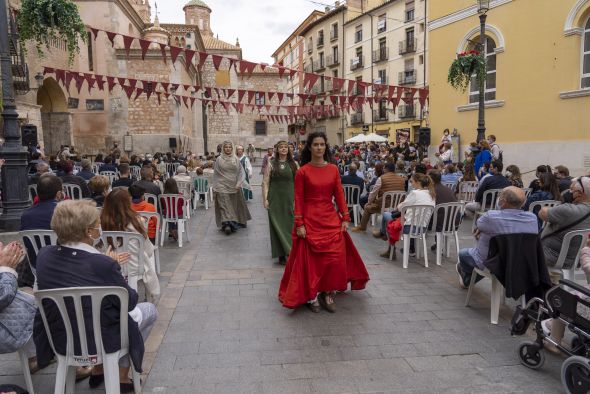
(1, 170, 565, 393)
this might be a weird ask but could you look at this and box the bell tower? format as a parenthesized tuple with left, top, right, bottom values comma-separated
(183, 0, 213, 37)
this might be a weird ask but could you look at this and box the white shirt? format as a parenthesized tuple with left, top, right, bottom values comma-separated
(398, 189, 435, 227)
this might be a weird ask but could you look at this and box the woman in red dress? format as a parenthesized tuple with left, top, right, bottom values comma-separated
(278, 132, 370, 312)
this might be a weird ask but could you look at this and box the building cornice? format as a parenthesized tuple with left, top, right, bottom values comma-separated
(272, 10, 325, 58)
(299, 6, 347, 37)
(457, 100, 505, 112)
(344, 0, 397, 26)
(77, 0, 145, 32)
(428, 0, 513, 31)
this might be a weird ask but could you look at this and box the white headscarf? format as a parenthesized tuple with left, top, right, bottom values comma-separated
(213, 141, 249, 193)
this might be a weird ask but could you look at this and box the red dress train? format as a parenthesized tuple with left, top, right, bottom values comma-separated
(278, 163, 370, 309)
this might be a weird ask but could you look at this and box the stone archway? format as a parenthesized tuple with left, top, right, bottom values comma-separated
(37, 77, 72, 155)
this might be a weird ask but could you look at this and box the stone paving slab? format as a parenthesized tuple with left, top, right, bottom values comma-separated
(0, 171, 565, 393)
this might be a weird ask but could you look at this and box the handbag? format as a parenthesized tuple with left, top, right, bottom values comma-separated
(387, 217, 403, 245)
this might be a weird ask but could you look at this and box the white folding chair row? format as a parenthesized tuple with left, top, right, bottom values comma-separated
(166, 162, 180, 175)
(194, 176, 211, 210)
(91, 163, 101, 174)
(137, 211, 162, 274)
(130, 166, 141, 180)
(35, 286, 141, 394)
(159, 194, 190, 247)
(342, 184, 362, 227)
(63, 183, 83, 200)
(397, 204, 435, 269)
(441, 181, 457, 190)
(99, 231, 145, 292)
(431, 202, 465, 266)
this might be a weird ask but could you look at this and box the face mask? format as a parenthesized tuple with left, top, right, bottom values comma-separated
(505, 171, 512, 177)
(89, 226, 103, 247)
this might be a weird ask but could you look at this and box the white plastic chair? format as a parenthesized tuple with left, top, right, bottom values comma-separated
(523, 187, 533, 199)
(144, 193, 158, 211)
(100, 171, 118, 186)
(442, 181, 456, 190)
(100, 231, 145, 292)
(529, 200, 562, 230)
(472, 188, 503, 231)
(457, 181, 478, 203)
(91, 163, 101, 175)
(130, 166, 141, 180)
(137, 211, 161, 274)
(372, 190, 406, 226)
(166, 163, 179, 176)
(63, 183, 83, 200)
(194, 176, 211, 210)
(551, 229, 590, 282)
(21, 229, 59, 280)
(465, 266, 504, 325)
(432, 202, 465, 266)
(73, 165, 82, 174)
(399, 205, 435, 269)
(176, 181, 194, 218)
(159, 194, 190, 248)
(34, 286, 140, 394)
(342, 184, 362, 226)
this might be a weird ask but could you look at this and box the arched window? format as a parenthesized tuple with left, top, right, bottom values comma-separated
(583, 16, 590, 88)
(468, 36, 496, 103)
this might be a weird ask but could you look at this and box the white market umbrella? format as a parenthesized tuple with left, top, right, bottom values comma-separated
(363, 133, 388, 142)
(345, 134, 367, 143)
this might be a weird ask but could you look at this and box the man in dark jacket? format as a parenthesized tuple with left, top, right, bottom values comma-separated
(341, 163, 365, 191)
(465, 160, 511, 218)
(60, 160, 91, 198)
(112, 163, 135, 188)
(132, 166, 161, 196)
(428, 170, 459, 250)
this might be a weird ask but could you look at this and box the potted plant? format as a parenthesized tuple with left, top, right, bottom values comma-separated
(16, 0, 87, 63)
(447, 50, 487, 92)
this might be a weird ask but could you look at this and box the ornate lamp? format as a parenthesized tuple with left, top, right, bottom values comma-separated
(477, 0, 490, 14)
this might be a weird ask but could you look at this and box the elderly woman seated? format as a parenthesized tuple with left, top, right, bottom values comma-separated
(88, 175, 110, 207)
(33, 200, 157, 393)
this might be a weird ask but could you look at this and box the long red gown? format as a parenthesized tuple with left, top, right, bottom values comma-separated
(278, 163, 370, 309)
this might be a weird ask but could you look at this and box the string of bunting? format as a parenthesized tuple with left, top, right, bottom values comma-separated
(43, 66, 428, 118)
(42, 67, 369, 123)
(85, 25, 429, 105)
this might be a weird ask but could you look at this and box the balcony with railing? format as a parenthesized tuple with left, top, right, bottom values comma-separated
(350, 112, 364, 125)
(377, 20, 386, 34)
(350, 55, 364, 72)
(398, 70, 417, 85)
(313, 59, 326, 72)
(330, 29, 338, 41)
(317, 36, 324, 49)
(398, 104, 416, 119)
(8, 11, 30, 94)
(373, 109, 388, 122)
(326, 55, 339, 67)
(399, 39, 417, 55)
(372, 47, 389, 63)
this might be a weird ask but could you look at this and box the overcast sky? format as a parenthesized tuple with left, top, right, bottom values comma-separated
(149, 0, 322, 64)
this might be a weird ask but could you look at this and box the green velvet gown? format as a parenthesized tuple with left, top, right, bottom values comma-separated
(267, 163, 295, 259)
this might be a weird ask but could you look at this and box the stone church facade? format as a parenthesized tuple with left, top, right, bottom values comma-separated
(5, 0, 287, 157)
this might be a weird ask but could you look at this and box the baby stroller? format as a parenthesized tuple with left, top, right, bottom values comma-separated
(511, 279, 590, 394)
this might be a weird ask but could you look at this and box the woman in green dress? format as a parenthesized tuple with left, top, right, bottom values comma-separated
(262, 141, 298, 264)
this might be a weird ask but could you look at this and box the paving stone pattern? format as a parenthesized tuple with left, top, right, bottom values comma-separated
(0, 171, 565, 393)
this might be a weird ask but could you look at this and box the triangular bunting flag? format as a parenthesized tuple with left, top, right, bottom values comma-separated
(117, 77, 126, 87)
(128, 78, 137, 89)
(134, 88, 144, 101)
(170, 46, 182, 65)
(90, 27, 99, 40)
(184, 49, 196, 72)
(106, 76, 116, 93)
(277, 92, 284, 104)
(95, 75, 105, 91)
(122, 35, 134, 58)
(106, 31, 118, 47)
(347, 80, 356, 95)
(247, 90, 255, 104)
(197, 52, 208, 70)
(160, 82, 169, 92)
(238, 89, 246, 103)
(139, 39, 151, 60)
(189, 97, 196, 108)
(226, 89, 235, 99)
(418, 88, 429, 107)
(212, 54, 223, 70)
(123, 85, 135, 99)
(159, 43, 168, 64)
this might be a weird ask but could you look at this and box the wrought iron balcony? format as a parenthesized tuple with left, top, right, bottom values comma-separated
(398, 70, 417, 85)
(372, 47, 389, 63)
(373, 110, 388, 122)
(326, 55, 340, 67)
(8, 11, 30, 95)
(398, 104, 417, 119)
(350, 112, 364, 125)
(399, 39, 417, 55)
(350, 56, 364, 71)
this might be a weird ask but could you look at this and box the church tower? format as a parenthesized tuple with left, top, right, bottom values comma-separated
(183, 0, 213, 37)
(131, 0, 151, 23)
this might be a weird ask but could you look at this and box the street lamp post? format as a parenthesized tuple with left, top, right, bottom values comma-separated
(0, 0, 31, 231)
(476, 0, 490, 143)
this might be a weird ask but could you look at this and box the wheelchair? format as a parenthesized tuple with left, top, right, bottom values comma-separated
(511, 279, 590, 394)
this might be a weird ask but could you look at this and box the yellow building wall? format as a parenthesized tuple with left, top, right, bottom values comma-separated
(428, 0, 590, 147)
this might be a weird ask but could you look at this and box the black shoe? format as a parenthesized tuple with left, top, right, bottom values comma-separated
(430, 243, 437, 252)
(120, 380, 135, 393)
(278, 256, 286, 265)
(89, 373, 104, 388)
(224, 226, 231, 235)
(400, 248, 416, 257)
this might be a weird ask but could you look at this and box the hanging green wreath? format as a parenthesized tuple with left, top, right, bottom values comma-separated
(447, 50, 487, 92)
(16, 0, 87, 63)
